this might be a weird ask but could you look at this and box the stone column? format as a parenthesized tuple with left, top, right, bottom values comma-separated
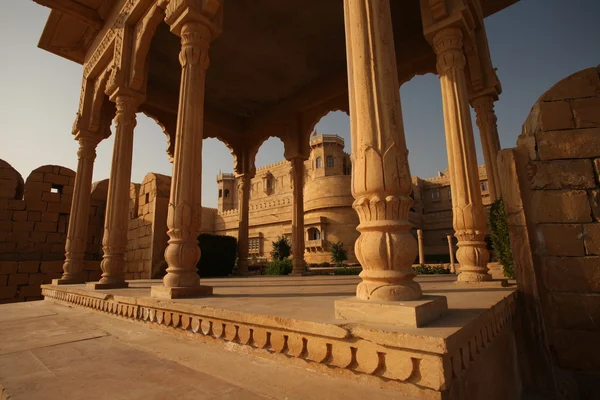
(89, 94, 140, 289)
(342, 0, 421, 301)
(417, 229, 425, 265)
(151, 20, 214, 299)
(447, 234, 456, 273)
(235, 172, 252, 275)
(473, 95, 502, 201)
(54, 133, 100, 285)
(290, 156, 306, 275)
(433, 28, 491, 282)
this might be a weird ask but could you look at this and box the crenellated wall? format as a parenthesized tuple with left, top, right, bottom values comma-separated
(0, 161, 105, 303)
(498, 66, 600, 399)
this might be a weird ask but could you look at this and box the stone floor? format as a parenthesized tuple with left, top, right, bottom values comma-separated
(1, 275, 517, 400)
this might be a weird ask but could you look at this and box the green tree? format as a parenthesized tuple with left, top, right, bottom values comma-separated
(271, 235, 292, 261)
(331, 241, 348, 266)
(488, 198, 515, 279)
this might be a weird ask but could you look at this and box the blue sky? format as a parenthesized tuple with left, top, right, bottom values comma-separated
(0, 0, 598, 208)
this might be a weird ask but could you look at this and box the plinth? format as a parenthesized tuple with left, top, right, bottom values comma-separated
(150, 285, 213, 299)
(86, 281, 130, 290)
(334, 295, 448, 328)
(52, 278, 84, 285)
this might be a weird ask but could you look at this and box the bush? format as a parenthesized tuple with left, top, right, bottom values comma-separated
(333, 265, 361, 275)
(196, 234, 237, 277)
(271, 235, 292, 261)
(331, 241, 348, 265)
(318, 262, 331, 268)
(264, 259, 293, 275)
(413, 264, 450, 275)
(488, 198, 515, 279)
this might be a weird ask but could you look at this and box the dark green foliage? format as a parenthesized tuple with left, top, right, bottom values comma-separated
(271, 235, 292, 261)
(333, 265, 361, 275)
(412, 264, 451, 275)
(488, 198, 516, 279)
(331, 241, 348, 265)
(318, 262, 331, 268)
(196, 234, 237, 277)
(264, 259, 293, 275)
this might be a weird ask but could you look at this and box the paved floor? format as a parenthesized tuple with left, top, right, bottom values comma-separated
(0, 301, 418, 400)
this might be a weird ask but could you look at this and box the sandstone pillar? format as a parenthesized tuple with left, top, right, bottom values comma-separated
(290, 156, 306, 275)
(417, 229, 425, 265)
(54, 133, 100, 284)
(473, 95, 502, 201)
(151, 18, 215, 299)
(433, 28, 491, 282)
(235, 172, 252, 275)
(89, 94, 140, 289)
(341, 0, 421, 301)
(447, 234, 456, 273)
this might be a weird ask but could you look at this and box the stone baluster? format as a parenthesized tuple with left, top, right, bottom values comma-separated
(89, 94, 140, 289)
(290, 156, 306, 275)
(433, 28, 491, 282)
(342, 0, 421, 301)
(151, 18, 215, 298)
(473, 95, 502, 201)
(54, 133, 100, 284)
(447, 234, 456, 273)
(235, 171, 253, 275)
(417, 229, 425, 265)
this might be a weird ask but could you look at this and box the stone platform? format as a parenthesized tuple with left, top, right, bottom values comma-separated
(35, 275, 519, 399)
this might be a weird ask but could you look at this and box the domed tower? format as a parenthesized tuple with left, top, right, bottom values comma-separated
(217, 172, 236, 213)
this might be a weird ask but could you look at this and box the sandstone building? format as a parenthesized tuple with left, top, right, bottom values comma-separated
(204, 132, 493, 264)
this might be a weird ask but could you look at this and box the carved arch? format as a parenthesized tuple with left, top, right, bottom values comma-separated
(130, 4, 167, 91)
(88, 66, 112, 132)
(140, 107, 176, 162)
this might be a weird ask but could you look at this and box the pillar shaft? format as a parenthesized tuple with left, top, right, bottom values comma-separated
(98, 94, 139, 287)
(417, 229, 424, 265)
(447, 234, 456, 273)
(473, 95, 502, 201)
(343, 0, 421, 301)
(433, 28, 490, 282)
(158, 21, 212, 295)
(57, 134, 99, 284)
(236, 173, 251, 275)
(290, 157, 305, 275)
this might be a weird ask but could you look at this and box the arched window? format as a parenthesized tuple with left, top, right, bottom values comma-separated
(326, 156, 334, 167)
(307, 228, 321, 240)
(218, 189, 223, 198)
(224, 189, 230, 198)
(315, 157, 323, 168)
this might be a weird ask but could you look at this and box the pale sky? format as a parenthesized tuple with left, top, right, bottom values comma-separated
(1, 0, 598, 208)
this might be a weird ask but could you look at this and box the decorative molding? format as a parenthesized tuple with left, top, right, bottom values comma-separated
(41, 286, 517, 394)
(429, 0, 449, 21)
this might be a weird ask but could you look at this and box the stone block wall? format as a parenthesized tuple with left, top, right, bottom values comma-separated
(498, 66, 600, 399)
(0, 161, 104, 303)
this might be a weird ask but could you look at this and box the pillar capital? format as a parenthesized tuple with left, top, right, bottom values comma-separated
(433, 27, 466, 75)
(165, 0, 223, 38)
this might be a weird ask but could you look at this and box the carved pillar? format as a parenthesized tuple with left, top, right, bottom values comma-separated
(473, 95, 502, 201)
(88, 95, 139, 289)
(54, 133, 100, 284)
(447, 234, 456, 273)
(417, 229, 425, 265)
(290, 156, 306, 275)
(342, 0, 421, 301)
(151, 18, 214, 298)
(235, 171, 253, 275)
(433, 28, 491, 282)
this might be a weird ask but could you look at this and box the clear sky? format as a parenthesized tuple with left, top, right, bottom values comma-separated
(0, 0, 598, 208)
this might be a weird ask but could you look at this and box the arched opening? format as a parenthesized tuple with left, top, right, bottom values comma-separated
(315, 156, 322, 168)
(307, 227, 321, 241)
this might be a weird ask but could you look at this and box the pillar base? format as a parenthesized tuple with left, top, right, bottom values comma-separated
(455, 278, 509, 287)
(86, 281, 129, 290)
(334, 295, 448, 328)
(52, 278, 85, 285)
(150, 285, 213, 299)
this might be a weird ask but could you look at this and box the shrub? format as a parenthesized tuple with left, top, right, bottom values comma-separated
(331, 241, 348, 265)
(413, 264, 450, 275)
(271, 235, 292, 261)
(488, 198, 515, 279)
(318, 262, 331, 268)
(196, 234, 237, 277)
(264, 259, 293, 275)
(333, 265, 361, 275)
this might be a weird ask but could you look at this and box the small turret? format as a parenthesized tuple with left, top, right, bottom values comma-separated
(217, 173, 236, 213)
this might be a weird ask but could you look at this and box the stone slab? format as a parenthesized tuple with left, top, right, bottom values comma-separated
(52, 278, 85, 285)
(150, 284, 213, 299)
(86, 281, 130, 290)
(334, 295, 448, 327)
